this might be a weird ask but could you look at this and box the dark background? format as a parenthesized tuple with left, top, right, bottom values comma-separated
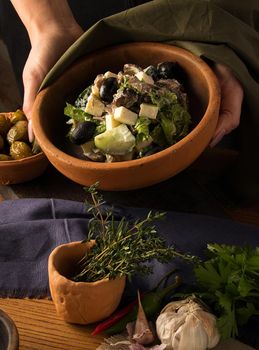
(0, 0, 150, 94)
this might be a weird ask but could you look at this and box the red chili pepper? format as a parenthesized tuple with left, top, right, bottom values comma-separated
(105, 276, 181, 335)
(92, 269, 178, 336)
(91, 294, 143, 335)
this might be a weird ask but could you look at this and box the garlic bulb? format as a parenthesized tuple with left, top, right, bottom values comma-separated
(156, 297, 220, 350)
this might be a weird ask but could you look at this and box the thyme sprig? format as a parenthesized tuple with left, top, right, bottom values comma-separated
(72, 183, 196, 282)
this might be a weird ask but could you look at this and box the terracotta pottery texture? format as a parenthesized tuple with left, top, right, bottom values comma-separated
(0, 152, 48, 185)
(33, 42, 220, 190)
(48, 241, 126, 325)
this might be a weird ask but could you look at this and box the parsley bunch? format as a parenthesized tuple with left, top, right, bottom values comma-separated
(194, 243, 259, 339)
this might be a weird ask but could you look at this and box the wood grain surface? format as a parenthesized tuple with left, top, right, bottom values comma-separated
(0, 299, 255, 350)
(0, 299, 103, 350)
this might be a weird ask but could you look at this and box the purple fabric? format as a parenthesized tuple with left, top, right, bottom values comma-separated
(0, 199, 87, 297)
(0, 198, 259, 298)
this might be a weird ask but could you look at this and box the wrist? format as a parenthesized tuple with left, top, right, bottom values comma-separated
(11, 0, 81, 43)
(29, 21, 83, 47)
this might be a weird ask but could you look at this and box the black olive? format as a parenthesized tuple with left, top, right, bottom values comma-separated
(70, 121, 96, 145)
(129, 102, 140, 114)
(157, 61, 185, 81)
(139, 93, 152, 104)
(144, 65, 159, 81)
(115, 88, 139, 108)
(99, 77, 118, 103)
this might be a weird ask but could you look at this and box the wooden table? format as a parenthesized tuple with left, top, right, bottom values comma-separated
(0, 299, 103, 349)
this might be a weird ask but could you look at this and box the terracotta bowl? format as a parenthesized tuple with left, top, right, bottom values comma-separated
(0, 309, 19, 350)
(0, 152, 48, 185)
(32, 42, 220, 190)
(48, 241, 126, 325)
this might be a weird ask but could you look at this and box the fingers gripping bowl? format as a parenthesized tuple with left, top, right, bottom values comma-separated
(32, 42, 220, 190)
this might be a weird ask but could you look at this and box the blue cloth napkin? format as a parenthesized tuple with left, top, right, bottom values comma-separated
(0, 198, 259, 299)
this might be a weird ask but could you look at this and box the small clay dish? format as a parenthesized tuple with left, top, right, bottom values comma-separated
(0, 152, 48, 185)
(48, 241, 126, 324)
(0, 111, 49, 185)
(0, 309, 19, 350)
(32, 42, 220, 190)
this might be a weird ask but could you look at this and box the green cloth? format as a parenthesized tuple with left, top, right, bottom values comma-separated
(41, 0, 259, 200)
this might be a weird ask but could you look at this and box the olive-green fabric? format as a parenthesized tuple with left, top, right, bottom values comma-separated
(41, 0, 259, 200)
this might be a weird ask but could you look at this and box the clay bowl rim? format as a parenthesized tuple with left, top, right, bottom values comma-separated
(33, 42, 220, 170)
(0, 151, 46, 168)
(49, 240, 126, 286)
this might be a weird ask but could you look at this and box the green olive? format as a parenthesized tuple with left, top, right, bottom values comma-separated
(0, 154, 12, 161)
(0, 113, 12, 136)
(7, 120, 28, 144)
(10, 141, 33, 160)
(9, 109, 26, 124)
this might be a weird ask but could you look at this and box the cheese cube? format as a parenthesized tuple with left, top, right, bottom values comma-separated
(104, 71, 118, 79)
(105, 114, 121, 130)
(139, 103, 159, 119)
(114, 106, 138, 125)
(135, 71, 154, 85)
(85, 94, 105, 117)
(91, 85, 100, 97)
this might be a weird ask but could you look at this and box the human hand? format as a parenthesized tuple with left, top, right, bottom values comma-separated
(23, 25, 83, 141)
(210, 63, 244, 147)
(10, 0, 84, 141)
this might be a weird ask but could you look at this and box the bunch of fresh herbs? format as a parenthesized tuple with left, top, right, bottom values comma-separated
(193, 243, 259, 339)
(72, 183, 195, 283)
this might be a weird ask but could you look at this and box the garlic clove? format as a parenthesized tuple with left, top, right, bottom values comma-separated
(97, 334, 131, 350)
(156, 313, 173, 348)
(133, 291, 155, 345)
(133, 328, 154, 346)
(177, 313, 208, 350)
(156, 312, 186, 348)
(166, 313, 187, 333)
(194, 309, 220, 348)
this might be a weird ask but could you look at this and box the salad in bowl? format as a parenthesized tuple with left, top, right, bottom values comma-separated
(64, 61, 191, 163)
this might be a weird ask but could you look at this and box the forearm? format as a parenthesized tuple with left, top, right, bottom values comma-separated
(10, 0, 79, 43)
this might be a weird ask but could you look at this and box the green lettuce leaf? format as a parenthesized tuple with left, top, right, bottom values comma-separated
(149, 89, 191, 144)
(149, 90, 178, 109)
(135, 117, 151, 143)
(64, 103, 93, 122)
(160, 115, 177, 144)
(95, 121, 106, 135)
(160, 104, 191, 144)
(74, 85, 92, 109)
(150, 124, 167, 147)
